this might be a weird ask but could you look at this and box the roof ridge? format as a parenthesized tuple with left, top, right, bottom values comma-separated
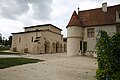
(79, 4, 120, 12)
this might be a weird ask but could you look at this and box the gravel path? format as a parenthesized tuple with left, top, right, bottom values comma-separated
(0, 53, 97, 80)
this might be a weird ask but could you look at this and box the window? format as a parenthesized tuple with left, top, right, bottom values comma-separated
(36, 29, 39, 37)
(83, 42, 87, 53)
(61, 35, 62, 40)
(87, 28, 95, 38)
(31, 37, 33, 42)
(19, 37, 21, 43)
(80, 41, 82, 50)
(116, 11, 120, 22)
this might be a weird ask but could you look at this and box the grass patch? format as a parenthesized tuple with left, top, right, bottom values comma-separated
(0, 46, 10, 51)
(0, 51, 23, 55)
(0, 57, 43, 69)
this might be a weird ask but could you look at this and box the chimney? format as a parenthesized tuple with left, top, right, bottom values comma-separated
(77, 7, 79, 14)
(102, 2, 107, 12)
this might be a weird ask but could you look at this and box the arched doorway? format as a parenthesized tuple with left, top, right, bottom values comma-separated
(52, 42, 56, 53)
(44, 41, 50, 53)
(60, 44, 62, 53)
(56, 42, 59, 53)
(64, 44, 66, 52)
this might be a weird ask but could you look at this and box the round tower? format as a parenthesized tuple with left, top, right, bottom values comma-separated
(66, 10, 83, 56)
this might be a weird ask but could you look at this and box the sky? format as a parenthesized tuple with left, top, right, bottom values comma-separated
(0, 0, 120, 39)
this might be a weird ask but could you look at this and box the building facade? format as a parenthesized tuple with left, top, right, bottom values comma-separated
(67, 3, 120, 57)
(11, 24, 67, 54)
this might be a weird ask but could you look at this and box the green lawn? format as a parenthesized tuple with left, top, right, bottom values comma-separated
(0, 46, 23, 55)
(0, 51, 22, 55)
(0, 58, 43, 69)
(0, 46, 10, 51)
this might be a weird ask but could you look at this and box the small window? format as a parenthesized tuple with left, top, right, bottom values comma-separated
(87, 28, 95, 38)
(31, 37, 33, 42)
(19, 37, 21, 43)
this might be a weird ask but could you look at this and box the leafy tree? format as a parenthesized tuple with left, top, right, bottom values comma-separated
(3, 39, 9, 46)
(96, 30, 120, 80)
(2, 37, 5, 45)
(0, 33, 2, 44)
(0, 36, 2, 44)
(8, 36, 12, 47)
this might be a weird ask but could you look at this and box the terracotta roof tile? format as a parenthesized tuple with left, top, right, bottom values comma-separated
(67, 4, 120, 27)
(24, 24, 62, 31)
(79, 4, 120, 27)
(67, 11, 82, 28)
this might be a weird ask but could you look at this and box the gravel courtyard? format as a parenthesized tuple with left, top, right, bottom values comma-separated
(0, 53, 97, 80)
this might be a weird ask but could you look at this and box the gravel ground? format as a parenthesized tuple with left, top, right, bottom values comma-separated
(0, 53, 97, 80)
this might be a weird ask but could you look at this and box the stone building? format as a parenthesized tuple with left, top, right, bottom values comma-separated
(11, 24, 67, 54)
(67, 3, 120, 56)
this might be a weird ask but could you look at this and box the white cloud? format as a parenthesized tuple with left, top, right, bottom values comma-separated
(0, 0, 53, 38)
(0, 0, 120, 38)
(0, 0, 53, 20)
(31, 0, 52, 20)
(0, 0, 29, 19)
(0, 19, 24, 38)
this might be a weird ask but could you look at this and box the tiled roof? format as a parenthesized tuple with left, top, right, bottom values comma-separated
(66, 11, 82, 28)
(67, 4, 120, 27)
(11, 29, 62, 35)
(24, 24, 62, 31)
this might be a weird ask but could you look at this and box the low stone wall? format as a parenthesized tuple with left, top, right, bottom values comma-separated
(84, 50, 97, 58)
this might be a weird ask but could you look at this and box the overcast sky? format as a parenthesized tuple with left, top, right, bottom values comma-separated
(0, 0, 120, 39)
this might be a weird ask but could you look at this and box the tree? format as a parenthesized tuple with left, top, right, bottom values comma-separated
(0, 33, 2, 44)
(3, 39, 9, 46)
(96, 30, 120, 80)
(8, 36, 12, 47)
(0, 36, 2, 44)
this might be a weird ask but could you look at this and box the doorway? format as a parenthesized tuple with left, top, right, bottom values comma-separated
(56, 42, 59, 53)
(44, 41, 50, 53)
(83, 42, 87, 53)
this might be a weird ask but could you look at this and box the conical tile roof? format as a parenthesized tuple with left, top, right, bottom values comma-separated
(66, 11, 81, 28)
